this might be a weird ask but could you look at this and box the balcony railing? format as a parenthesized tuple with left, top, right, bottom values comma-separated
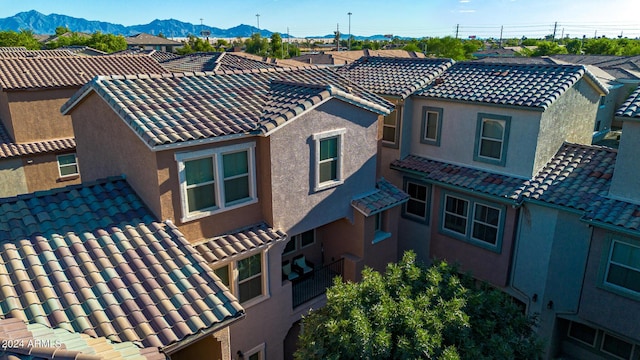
(292, 258, 344, 308)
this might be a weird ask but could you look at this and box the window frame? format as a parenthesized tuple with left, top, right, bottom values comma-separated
(213, 251, 268, 307)
(56, 153, 79, 178)
(473, 113, 511, 166)
(567, 321, 597, 347)
(439, 191, 505, 253)
(175, 142, 257, 222)
(420, 106, 443, 146)
(402, 178, 431, 224)
(382, 105, 402, 148)
(245, 343, 265, 360)
(600, 333, 634, 360)
(600, 237, 640, 299)
(313, 129, 345, 192)
(373, 211, 391, 244)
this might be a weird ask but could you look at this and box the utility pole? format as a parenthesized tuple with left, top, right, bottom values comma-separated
(335, 23, 340, 51)
(347, 12, 352, 51)
(552, 21, 558, 41)
(594, 30, 597, 38)
(499, 26, 503, 48)
(455, 24, 459, 39)
(256, 14, 260, 35)
(287, 27, 290, 56)
(561, 28, 564, 39)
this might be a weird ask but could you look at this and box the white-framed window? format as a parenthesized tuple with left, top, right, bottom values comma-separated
(245, 343, 265, 360)
(474, 113, 511, 166)
(567, 321, 597, 347)
(601, 333, 634, 360)
(213, 252, 267, 306)
(440, 192, 504, 252)
(313, 129, 345, 191)
(420, 106, 443, 146)
(604, 239, 640, 295)
(382, 106, 402, 146)
(175, 142, 257, 222)
(403, 179, 430, 223)
(57, 153, 79, 177)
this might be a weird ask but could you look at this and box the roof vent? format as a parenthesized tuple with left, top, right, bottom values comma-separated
(435, 78, 444, 85)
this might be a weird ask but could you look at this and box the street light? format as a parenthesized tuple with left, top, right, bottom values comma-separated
(256, 14, 260, 34)
(347, 12, 352, 51)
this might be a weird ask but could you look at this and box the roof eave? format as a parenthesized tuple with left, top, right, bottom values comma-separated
(161, 312, 246, 356)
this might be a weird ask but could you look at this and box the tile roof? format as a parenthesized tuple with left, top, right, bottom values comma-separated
(0, 122, 76, 160)
(110, 49, 180, 63)
(125, 34, 182, 46)
(59, 46, 109, 57)
(194, 223, 286, 264)
(0, 318, 164, 360)
(0, 50, 79, 58)
(351, 178, 409, 216)
(229, 52, 310, 69)
(416, 62, 608, 109)
(61, 68, 393, 149)
(391, 155, 525, 201)
(0, 177, 243, 350)
(293, 49, 426, 66)
(158, 52, 305, 73)
(550, 54, 640, 80)
(337, 56, 454, 98)
(615, 86, 640, 118)
(0, 55, 168, 90)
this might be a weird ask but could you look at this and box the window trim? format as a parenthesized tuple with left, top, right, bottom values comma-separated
(473, 113, 511, 166)
(213, 251, 269, 308)
(600, 333, 634, 360)
(313, 129, 345, 192)
(175, 142, 257, 222)
(420, 106, 443, 146)
(401, 178, 431, 224)
(382, 105, 402, 148)
(599, 236, 640, 300)
(439, 191, 505, 253)
(373, 211, 391, 244)
(245, 343, 266, 360)
(567, 321, 597, 347)
(56, 153, 79, 178)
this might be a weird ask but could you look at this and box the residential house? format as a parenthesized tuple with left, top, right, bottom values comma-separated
(0, 53, 167, 197)
(125, 33, 183, 53)
(292, 49, 426, 66)
(157, 52, 310, 73)
(0, 176, 244, 359)
(61, 67, 406, 358)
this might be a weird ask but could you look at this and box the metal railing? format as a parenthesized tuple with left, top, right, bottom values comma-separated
(292, 258, 344, 308)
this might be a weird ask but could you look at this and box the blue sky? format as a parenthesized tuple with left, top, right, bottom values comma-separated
(1, 0, 639, 38)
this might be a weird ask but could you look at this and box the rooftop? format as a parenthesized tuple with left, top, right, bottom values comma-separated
(351, 178, 410, 216)
(158, 52, 300, 73)
(194, 223, 286, 264)
(615, 86, 640, 118)
(0, 122, 75, 160)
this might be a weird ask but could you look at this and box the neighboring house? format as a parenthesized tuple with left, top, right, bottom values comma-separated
(472, 47, 520, 58)
(158, 52, 309, 73)
(0, 176, 244, 359)
(61, 67, 406, 359)
(125, 33, 183, 53)
(110, 48, 181, 62)
(0, 53, 167, 196)
(386, 62, 607, 290)
(292, 49, 426, 66)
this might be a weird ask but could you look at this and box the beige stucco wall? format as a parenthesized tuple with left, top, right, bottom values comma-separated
(0, 158, 28, 197)
(0, 91, 14, 138)
(610, 120, 640, 203)
(6, 89, 77, 143)
(22, 152, 81, 193)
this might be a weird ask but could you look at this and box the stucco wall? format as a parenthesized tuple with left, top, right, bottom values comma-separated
(0, 91, 14, 138)
(409, 97, 543, 178)
(22, 152, 81, 193)
(536, 78, 601, 174)
(7, 89, 77, 143)
(69, 93, 162, 217)
(610, 120, 640, 203)
(578, 228, 640, 343)
(269, 99, 379, 236)
(0, 158, 28, 197)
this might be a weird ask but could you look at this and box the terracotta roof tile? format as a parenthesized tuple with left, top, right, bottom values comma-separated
(0, 56, 167, 90)
(194, 223, 286, 264)
(351, 178, 409, 216)
(158, 52, 311, 73)
(416, 62, 608, 109)
(337, 56, 454, 98)
(391, 155, 525, 201)
(62, 68, 393, 148)
(125, 34, 182, 46)
(0, 49, 80, 58)
(0, 122, 75, 159)
(0, 178, 243, 350)
(110, 49, 180, 63)
(615, 86, 640, 118)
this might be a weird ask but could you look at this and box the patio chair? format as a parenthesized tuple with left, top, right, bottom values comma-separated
(282, 260, 300, 282)
(292, 255, 314, 277)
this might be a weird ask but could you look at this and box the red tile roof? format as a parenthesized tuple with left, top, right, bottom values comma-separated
(194, 223, 286, 263)
(0, 122, 75, 159)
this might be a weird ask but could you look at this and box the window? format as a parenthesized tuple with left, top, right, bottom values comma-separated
(176, 142, 257, 221)
(245, 344, 265, 360)
(214, 252, 267, 306)
(601, 333, 634, 360)
(57, 153, 79, 177)
(403, 179, 430, 223)
(382, 106, 402, 147)
(599, 95, 606, 107)
(373, 211, 391, 244)
(567, 321, 597, 346)
(420, 106, 443, 146)
(474, 113, 511, 166)
(604, 239, 640, 295)
(440, 192, 504, 252)
(283, 229, 315, 255)
(313, 129, 345, 191)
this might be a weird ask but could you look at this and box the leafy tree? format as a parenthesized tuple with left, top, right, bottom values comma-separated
(55, 26, 71, 36)
(425, 36, 478, 60)
(531, 41, 568, 56)
(402, 42, 421, 52)
(583, 37, 620, 55)
(0, 30, 41, 49)
(287, 44, 300, 58)
(270, 32, 283, 58)
(296, 251, 543, 360)
(86, 31, 127, 53)
(566, 39, 583, 54)
(176, 35, 215, 54)
(244, 33, 268, 56)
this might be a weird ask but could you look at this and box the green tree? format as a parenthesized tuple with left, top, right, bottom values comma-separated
(55, 26, 71, 36)
(270, 32, 283, 58)
(244, 33, 268, 56)
(425, 36, 476, 60)
(583, 37, 620, 55)
(532, 41, 568, 56)
(0, 30, 41, 49)
(176, 35, 215, 54)
(296, 251, 543, 360)
(86, 32, 127, 53)
(566, 39, 583, 54)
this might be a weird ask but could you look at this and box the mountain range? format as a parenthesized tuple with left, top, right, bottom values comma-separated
(0, 10, 393, 40)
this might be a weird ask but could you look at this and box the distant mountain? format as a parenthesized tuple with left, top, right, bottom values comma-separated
(0, 10, 274, 38)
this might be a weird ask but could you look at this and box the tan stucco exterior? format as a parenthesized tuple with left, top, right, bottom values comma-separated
(0, 158, 28, 197)
(22, 152, 80, 193)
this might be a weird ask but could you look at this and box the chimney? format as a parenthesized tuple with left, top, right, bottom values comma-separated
(609, 119, 640, 204)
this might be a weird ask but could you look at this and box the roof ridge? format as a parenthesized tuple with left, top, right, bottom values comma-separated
(562, 141, 619, 153)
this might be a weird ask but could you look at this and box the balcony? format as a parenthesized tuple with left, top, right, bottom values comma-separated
(292, 258, 344, 308)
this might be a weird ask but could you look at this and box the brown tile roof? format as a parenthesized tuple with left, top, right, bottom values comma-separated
(61, 68, 393, 148)
(0, 318, 164, 360)
(158, 52, 310, 73)
(110, 49, 180, 63)
(351, 178, 409, 216)
(0, 177, 243, 349)
(194, 223, 286, 263)
(416, 62, 608, 109)
(0, 49, 80, 58)
(229, 52, 311, 69)
(616, 86, 640, 118)
(391, 155, 525, 201)
(0, 122, 75, 160)
(0, 55, 168, 90)
(293, 49, 426, 66)
(125, 33, 182, 46)
(337, 56, 454, 98)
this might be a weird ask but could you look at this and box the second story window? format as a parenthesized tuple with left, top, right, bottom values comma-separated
(176, 142, 257, 221)
(403, 178, 431, 223)
(474, 113, 511, 166)
(603, 239, 640, 296)
(382, 106, 402, 147)
(420, 106, 443, 146)
(313, 129, 345, 191)
(57, 153, 79, 178)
